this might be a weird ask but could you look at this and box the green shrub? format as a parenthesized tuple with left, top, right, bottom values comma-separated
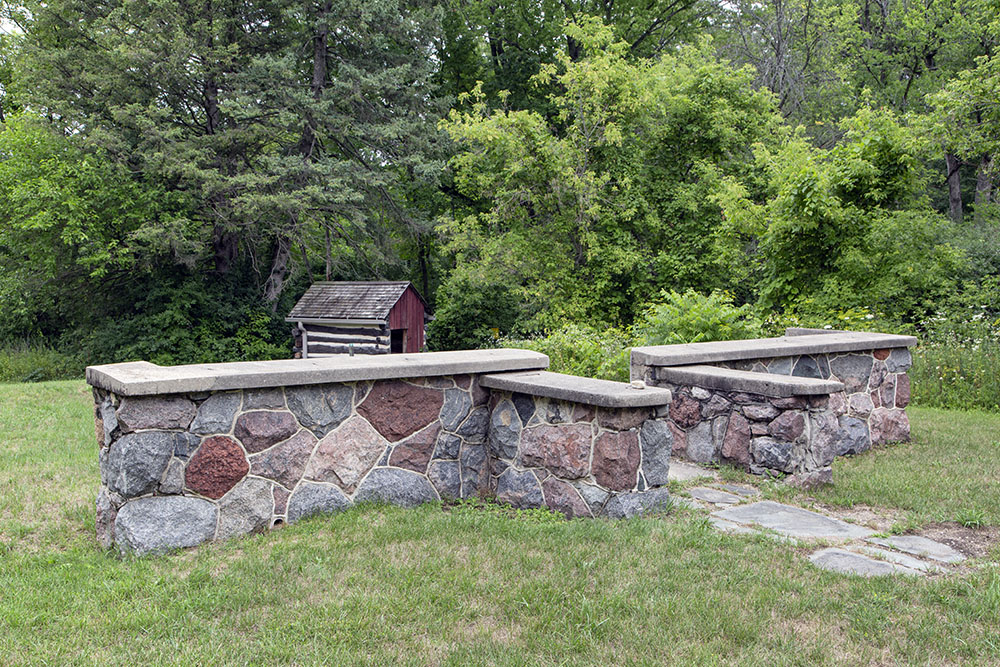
(0, 342, 83, 383)
(636, 289, 764, 345)
(502, 324, 631, 382)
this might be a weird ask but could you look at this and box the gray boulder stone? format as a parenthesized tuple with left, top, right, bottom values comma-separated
(433, 432, 462, 460)
(573, 483, 611, 515)
(512, 393, 536, 424)
(750, 437, 793, 473)
(285, 384, 353, 437)
(287, 482, 351, 522)
(685, 421, 715, 463)
(158, 458, 185, 495)
(639, 420, 673, 486)
(440, 389, 473, 431)
(116, 396, 196, 433)
(217, 477, 274, 540)
(96, 487, 116, 549)
(249, 429, 317, 489)
(354, 468, 439, 508)
(99, 397, 118, 446)
(886, 348, 912, 373)
(460, 443, 488, 498)
(428, 461, 462, 499)
(829, 354, 874, 394)
(837, 416, 869, 456)
(105, 431, 176, 497)
(603, 487, 672, 519)
(456, 406, 490, 441)
(742, 403, 779, 421)
(190, 392, 242, 435)
(243, 388, 285, 410)
(114, 496, 218, 556)
(792, 355, 824, 379)
(495, 468, 543, 509)
(172, 432, 201, 460)
(488, 400, 522, 460)
(767, 357, 793, 375)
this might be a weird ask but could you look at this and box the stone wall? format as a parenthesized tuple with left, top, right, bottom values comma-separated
(714, 347, 912, 453)
(649, 383, 840, 485)
(93, 374, 494, 555)
(92, 370, 674, 555)
(485, 392, 671, 519)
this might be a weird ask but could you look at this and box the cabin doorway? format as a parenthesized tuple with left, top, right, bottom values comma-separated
(390, 329, 405, 354)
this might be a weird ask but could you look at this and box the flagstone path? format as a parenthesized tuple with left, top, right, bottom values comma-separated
(668, 462, 970, 578)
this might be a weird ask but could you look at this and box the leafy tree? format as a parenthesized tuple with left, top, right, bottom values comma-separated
(436, 20, 781, 344)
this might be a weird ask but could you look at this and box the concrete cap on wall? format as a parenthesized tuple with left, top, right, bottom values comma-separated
(480, 370, 672, 408)
(632, 331, 917, 368)
(87, 349, 550, 396)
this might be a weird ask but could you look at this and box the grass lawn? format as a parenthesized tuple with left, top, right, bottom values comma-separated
(1, 381, 998, 665)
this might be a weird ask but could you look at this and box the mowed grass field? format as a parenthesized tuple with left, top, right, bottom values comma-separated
(0, 381, 998, 665)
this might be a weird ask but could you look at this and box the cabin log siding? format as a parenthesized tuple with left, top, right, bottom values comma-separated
(290, 282, 427, 357)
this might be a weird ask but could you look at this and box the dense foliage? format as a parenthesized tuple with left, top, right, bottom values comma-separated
(0, 0, 998, 408)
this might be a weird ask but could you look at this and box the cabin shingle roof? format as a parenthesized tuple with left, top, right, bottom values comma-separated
(287, 281, 418, 321)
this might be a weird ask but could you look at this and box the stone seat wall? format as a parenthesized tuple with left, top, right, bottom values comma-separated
(630, 329, 917, 484)
(88, 354, 675, 555)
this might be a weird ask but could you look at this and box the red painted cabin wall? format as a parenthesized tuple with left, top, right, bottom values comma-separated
(387, 287, 425, 353)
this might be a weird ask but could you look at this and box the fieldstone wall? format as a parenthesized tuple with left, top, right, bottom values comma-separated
(93, 374, 673, 555)
(93, 374, 493, 555)
(649, 383, 840, 485)
(714, 347, 912, 453)
(632, 346, 913, 482)
(485, 392, 672, 519)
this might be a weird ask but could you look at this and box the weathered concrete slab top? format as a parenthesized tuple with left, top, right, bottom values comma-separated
(87, 349, 550, 396)
(656, 365, 844, 397)
(480, 370, 672, 408)
(632, 331, 917, 367)
(713, 501, 875, 541)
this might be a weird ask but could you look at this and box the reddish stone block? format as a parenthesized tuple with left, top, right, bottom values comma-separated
(116, 396, 196, 432)
(273, 486, 291, 515)
(572, 404, 595, 423)
(235, 410, 300, 454)
(541, 477, 592, 518)
(770, 396, 807, 410)
(767, 411, 805, 442)
(249, 429, 317, 489)
(873, 349, 891, 360)
(454, 374, 472, 389)
(721, 412, 750, 466)
(597, 408, 650, 431)
(669, 421, 687, 455)
(519, 423, 592, 479)
(185, 436, 249, 500)
(670, 393, 701, 429)
(357, 381, 444, 442)
(870, 407, 910, 445)
(895, 375, 911, 408)
(388, 423, 441, 474)
(592, 431, 640, 492)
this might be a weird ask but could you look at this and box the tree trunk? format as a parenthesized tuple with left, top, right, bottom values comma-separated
(263, 1, 331, 306)
(945, 153, 963, 222)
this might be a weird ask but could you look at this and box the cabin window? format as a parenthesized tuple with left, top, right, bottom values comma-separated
(390, 329, 405, 354)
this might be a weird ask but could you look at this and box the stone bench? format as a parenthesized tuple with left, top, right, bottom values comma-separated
(630, 329, 917, 484)
(88, 352, 674, 555)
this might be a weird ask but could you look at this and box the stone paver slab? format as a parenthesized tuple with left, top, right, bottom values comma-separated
(668, 461, 718, 482)
(866, 535, 966, 564)
(688, 487, 742, 505)
(715, 483, 760, 497)
(809, 548, 923, 577)
(712, 501, 875, 541)
(855, 546, 944, 573)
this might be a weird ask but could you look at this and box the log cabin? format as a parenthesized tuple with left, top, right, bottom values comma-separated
(286, 281, 428, 357)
